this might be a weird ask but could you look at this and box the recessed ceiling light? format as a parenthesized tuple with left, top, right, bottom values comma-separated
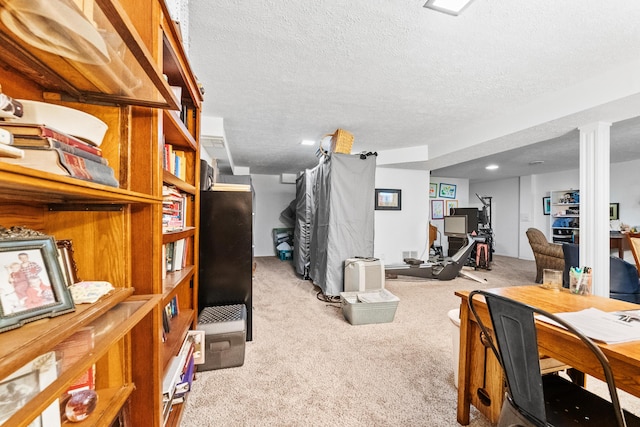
(300, 139, 315, 146)
(528, 160, 545, 165)
(485, 164, 499, 170)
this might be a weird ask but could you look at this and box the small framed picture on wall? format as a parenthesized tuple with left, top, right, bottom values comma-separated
(429, 183, 437, 198)
(439, 183, 457, 199)
(431, 200, 444, 220)
(445, 200, 458, 216)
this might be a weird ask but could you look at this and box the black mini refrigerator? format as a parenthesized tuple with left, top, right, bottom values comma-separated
(199, 186, 253, 341)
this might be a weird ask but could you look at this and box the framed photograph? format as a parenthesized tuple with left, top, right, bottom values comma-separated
(375, 189, 402, 210)
(0, 234, 75, 333)
(439, 183, 457, 199)
(610, 203, 620, 220)
(429, 183, 437, 198)
(431, 200, 444, 220)
(56, 240, 81, 287)
(445, 200, 458, 216)
(543, 197, 551, 215)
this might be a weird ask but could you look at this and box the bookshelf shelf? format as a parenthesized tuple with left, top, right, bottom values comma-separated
(6, 297, 158, 427)
(162, 309, 196, 371)
(163, 265, 195, 297)
(162, 227, 196, 244)
(0, 1, 201, 425)
(163, 110, 197, 151)
(0, 164, 161, 204)
(163, 170, 196, 195)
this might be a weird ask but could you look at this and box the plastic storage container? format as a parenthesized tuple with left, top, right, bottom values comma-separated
(197, 304, 246, 371)
(340, 289, 399, 325)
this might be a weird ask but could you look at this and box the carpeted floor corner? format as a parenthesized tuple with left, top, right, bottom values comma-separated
(181, 255, 640, 426)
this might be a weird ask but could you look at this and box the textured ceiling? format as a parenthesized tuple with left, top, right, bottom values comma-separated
(187, 0, 640, 178)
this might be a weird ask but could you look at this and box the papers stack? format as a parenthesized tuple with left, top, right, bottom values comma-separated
(537, 308, 640, 344)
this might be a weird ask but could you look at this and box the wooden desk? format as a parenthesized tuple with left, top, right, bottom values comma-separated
(573, 233, 629, 258)
(455, 285, 640, 425)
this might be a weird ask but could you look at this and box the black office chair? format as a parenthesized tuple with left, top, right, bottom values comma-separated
(468, 289, 640, 427)
(562, 242, 640, 303)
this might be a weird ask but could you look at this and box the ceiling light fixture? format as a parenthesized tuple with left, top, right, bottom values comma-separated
(423, 0, 476, 16)
(485, 164, 499, 170)
(300, 139, 315, 146)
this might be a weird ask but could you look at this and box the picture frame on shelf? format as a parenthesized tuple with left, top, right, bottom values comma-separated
(445, 200, 458, 216)
(543, 197, 551, 215)
(56, 240, 81, 287)
(375, 189, 402, 210)
(439, 183, 456, 199)
(0, 231, 75, 333)
(429, 183, 437, 198)
(431, 200, 444, 220)
(610, 203, 620, 220)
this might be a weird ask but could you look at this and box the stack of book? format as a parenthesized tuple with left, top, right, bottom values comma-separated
(162, 185, 187, 232)
(163, 143, 186, 181)
(162, 331, 203, 424)
(0, 122, 118, 187)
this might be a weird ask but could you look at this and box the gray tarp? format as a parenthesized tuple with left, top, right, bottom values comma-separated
(308, 153, 376, 296)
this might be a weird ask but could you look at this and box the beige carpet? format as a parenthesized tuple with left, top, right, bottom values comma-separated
(181, 255, 640, 426)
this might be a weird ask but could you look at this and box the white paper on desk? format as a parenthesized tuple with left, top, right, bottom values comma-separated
(536, 307, 640, 344)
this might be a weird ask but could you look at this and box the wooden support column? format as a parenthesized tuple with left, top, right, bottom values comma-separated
(578, 122, 611, 297)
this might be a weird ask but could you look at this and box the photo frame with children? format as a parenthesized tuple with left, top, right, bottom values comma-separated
(0, 236, 75, 333)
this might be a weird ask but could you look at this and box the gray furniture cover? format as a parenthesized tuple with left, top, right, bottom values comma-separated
(297, 153, 375, 296)
(293, 168, 316, 278)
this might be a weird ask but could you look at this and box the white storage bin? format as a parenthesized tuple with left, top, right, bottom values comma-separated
(340, 289, 399, 325)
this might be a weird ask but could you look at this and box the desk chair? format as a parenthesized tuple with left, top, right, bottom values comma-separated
(468, 290, 640, 427)
(562, 242, 640, 303)
(626, 232, 640, 277)
(428, 223, 443, 258)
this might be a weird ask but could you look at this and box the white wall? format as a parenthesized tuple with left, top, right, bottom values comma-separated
(251, 174, 297, 256)
(375, 168, 430, 264)
(428, 177, 470, 255)
(470, 157, 640, 260)
(469, 178, 520, 257)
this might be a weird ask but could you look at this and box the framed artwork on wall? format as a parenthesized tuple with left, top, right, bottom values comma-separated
(543, 197, 551, 215)
(610, 203, 620, 220)
(375, 188, 402, 210)
(445, 200, 458, 216)
(439, 183, 456, 199)
(431, 200, 444, 220)
(429, 183, 437, 198)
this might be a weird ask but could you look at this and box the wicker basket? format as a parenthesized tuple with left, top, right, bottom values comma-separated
(328, 128, 354, 154)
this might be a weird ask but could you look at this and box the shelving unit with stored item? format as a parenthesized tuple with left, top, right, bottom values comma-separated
(550, 189, 580, 244)
(0, 0, 200, 426)
(158, 3, 203, 425)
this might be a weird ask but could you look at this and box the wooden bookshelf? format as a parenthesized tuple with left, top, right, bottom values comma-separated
(0, 0, 202, 426)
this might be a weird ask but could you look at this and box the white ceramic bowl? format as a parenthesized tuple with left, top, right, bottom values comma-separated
(14, 100, 108, 146)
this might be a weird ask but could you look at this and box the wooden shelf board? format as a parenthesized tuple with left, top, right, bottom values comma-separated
(6, 294, 159, 427)
(60, 384, 135, 426)
(0, 288, 133, 377)
(163, 169, 197, 194)
(163, 265, 195, 299)
(163, 109, 197, 151)
(162, 309, 195, 371)
(162, 227, 195, 244)
(0, 164, 161, 204)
